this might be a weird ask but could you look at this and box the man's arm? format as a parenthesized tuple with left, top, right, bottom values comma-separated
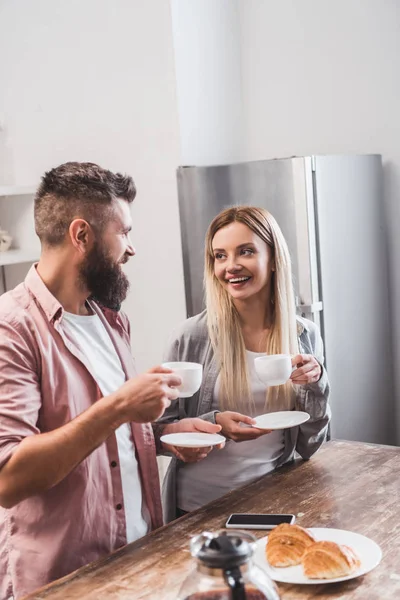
(0, 321, 180, 508)
(0, 391, 124, 508)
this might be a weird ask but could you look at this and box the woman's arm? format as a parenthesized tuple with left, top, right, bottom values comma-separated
(158, 331, 219, 426)
(157, 336, 187, 424)
(155, 331, 223, 460)
(292, 322, 331, 460)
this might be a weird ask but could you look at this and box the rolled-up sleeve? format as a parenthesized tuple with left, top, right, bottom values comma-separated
(0, 320, 41, 468)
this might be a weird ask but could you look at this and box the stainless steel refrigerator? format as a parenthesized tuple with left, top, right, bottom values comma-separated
(176, 154, 395, 445)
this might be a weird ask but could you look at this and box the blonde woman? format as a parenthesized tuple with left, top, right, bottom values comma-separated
(160, 206, 330, 522)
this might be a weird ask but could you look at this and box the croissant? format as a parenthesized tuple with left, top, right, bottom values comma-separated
(266, 523, 316, 567)
(302, 541, 361, 579)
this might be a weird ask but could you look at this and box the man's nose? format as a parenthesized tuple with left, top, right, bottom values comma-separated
(126, 233, 136, 256)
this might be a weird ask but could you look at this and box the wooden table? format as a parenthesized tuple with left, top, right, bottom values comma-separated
(24, 440, 400, 600)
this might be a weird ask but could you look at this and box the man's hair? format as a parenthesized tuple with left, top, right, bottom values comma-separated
(34, 162, 136, 246)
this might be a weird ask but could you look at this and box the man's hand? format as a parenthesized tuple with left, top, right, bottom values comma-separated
(0, 366, 182, 509)
(115, 366, 182, 424)
(291, 354, 321, 385)
(161, 418, 225, 463)
(215, 411, 272, 442)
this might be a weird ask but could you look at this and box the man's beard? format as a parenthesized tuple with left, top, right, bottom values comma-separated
(79, 242, 130, 311)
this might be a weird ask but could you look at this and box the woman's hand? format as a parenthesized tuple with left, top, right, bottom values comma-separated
(215, 411, 272, 442)
(161, 418, 224, 463)
(291, 354, 321, 385)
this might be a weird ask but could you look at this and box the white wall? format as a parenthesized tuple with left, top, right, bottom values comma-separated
(237, 0, 400, 441)
(0, 0, 186, 370)
(171, 0, 245, 166)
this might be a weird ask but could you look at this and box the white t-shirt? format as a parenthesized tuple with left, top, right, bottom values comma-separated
(177, 350, 285, 512)
(61, 310, 150, 543)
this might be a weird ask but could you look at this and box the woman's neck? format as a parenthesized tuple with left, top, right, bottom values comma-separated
(233, 287, 272, 330)
(233, 293, 273, 352)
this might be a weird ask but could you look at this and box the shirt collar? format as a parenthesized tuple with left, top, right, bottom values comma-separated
(87, 299, 120, 324)
(25, 264, 64, 323)
(25, 264, 122, 324)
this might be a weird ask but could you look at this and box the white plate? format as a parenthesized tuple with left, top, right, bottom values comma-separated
(160, 432, 226, 448)
(252, 411, 310, 430)
(253, 527, 382, 584)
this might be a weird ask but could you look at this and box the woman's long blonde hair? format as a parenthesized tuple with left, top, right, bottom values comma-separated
(205, 206, 299, 413)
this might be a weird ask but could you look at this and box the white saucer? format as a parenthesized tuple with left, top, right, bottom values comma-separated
(160, 432, 226, 448)
(253, 527, 382, 584)
(252, 411, 310, 430)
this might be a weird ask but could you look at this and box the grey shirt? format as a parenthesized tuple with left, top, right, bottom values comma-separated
(159, 310, 331, 523)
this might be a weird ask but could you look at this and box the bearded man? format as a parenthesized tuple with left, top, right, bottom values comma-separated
(0, 162, 220, 599)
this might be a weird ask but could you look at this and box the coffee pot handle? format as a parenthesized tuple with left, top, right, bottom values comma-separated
(223, 566, 247, 600)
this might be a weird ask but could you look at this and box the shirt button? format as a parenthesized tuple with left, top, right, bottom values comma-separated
(116, 503, 123, 510)
(111, 461, 118, 468)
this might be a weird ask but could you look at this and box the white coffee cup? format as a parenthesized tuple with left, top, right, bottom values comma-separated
(254, 354, 293, 386)
(162, 361, 203, 398)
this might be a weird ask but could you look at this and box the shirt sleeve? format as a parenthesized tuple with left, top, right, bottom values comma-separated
(295, 322, 331, 460)
(0, 320, 41, 468)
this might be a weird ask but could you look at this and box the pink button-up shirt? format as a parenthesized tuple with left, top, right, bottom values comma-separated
(0, 266, 163, 600)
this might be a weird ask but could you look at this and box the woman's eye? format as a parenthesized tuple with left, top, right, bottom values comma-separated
(241, 248, 254, 256)
(214, 253, 225, 260)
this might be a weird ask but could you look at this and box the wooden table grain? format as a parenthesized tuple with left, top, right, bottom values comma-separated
(23, 440, 400, 600)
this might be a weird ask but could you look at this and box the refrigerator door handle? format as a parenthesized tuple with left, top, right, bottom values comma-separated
(297, 301, 323, 312)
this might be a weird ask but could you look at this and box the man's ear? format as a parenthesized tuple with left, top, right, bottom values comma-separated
(69, 219, 94, 253)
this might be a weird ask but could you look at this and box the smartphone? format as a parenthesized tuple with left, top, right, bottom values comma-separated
(225, 513, 296, 530)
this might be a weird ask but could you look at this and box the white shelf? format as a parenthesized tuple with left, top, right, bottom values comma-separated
(0, 186, 36, 197)
(0, 249, 39, 267)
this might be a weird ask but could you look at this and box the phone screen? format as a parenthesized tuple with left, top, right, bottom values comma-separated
(226, 513, 295, 527)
